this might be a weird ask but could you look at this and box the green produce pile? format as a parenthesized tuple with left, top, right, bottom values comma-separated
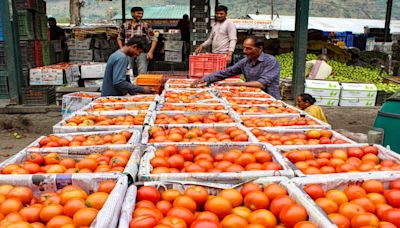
(276, 52, 400, 93)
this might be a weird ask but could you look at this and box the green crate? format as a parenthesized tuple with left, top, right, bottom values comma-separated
(42, 40, 51, 65)
(17, 10, 35, 40)
(0, 70, 9, 98)
(39, 14, 48, 40)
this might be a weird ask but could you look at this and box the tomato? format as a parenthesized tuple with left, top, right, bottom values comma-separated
(86, 192, 109, 210)
(167, 206, 194, 225)
(248, 209, 277, 227)
(194, 211, 219, 224)
(156, 200, 172, 216)
(73, 207, 98, 227)
(384, 189, 400, 208)
(39, 204, 64, 223)
(184, 186, 209, 206)
(304, 184, 325, 200)
(63, 198, 86, 217)
(240, 183, 261, 197)
(221, 214, 248, 227)
(44, 153, 62, 165)
(0, 198, 23, 215)
(264, 183, 288, 200)
(137, 186, 161, 204)
(47, 215, 73, 228)
(382, 208, 400, 227)
(159, 216, 187, 228)
(60, 189, 88, 205)
(26, 153, 44, 165)
(173, 195, 197, 212)
(7, 186, 33, 204)
(270, 195, 295, 217)
(110, 156, 128, 168)
(98, 180, 116, 194)
(161, 189, 182, 203)
(220, 189, 243, 208)
(129, 214, 158, 228)
(133, 207, 163, 222)
(279, 204, 308, 228)
(19, 206, 41, 223)
(244, 191, 269, 210)
(204, 196, 232, 219)
(190, 219, 220, 228)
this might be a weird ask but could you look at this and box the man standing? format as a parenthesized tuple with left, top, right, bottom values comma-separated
(195, 5, 237, 64)
(177, 14, 190, 42)
(192, 37, 281, 99)
(102, 37, 154, 96)
(306, 54, 332, 80)
(118, 7, 157, 75)
(48, 17, 65, 40)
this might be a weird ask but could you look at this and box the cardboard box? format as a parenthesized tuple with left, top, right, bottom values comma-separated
(165, 40, 184, 51)
(339, 98, 376, 107)
(66, 38, 92, 50)
(69, 49, 93, 61)
(84, 79, 103, 89)
(340, 83, 377, 99)
(314, 96, 339, 106)
(304, 80, 341, 98)
(165, 51, 182, 62)
(81, 63, 107, 79)
(29, 68, 64, 85)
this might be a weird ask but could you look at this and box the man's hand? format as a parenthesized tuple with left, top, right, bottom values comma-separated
(218, 82, 239, 87)
(195, 45, 203, 54)
(142, 86, 156, 94)
(147, 52, 154, 60)
(191, 79, 206, 88)
(226, 54, 233, 64)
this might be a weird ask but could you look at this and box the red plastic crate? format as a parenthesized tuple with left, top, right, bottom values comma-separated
(189, 53, 227, 78)
(34, 40, 43, 67)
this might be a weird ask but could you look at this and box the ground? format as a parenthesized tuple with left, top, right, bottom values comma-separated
(0, 106, 380, 162)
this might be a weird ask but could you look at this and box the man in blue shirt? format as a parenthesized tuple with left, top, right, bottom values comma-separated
(191, 37, 281, 99)
(102, 37, 155, 96)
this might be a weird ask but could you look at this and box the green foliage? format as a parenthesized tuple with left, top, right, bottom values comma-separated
(276, 52, 400, 93)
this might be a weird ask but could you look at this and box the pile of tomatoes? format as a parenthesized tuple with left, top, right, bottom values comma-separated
(284, 146, 400, 175)
(130, 183, 318, 228)
(69, 92, 99, 98)
(225, 98, 283, 106)
(86, 103, 150, 112)
(303, 179, 400, 227)
(33, 131, 132, 148)
(64, 114, 147, 126)
(242, 116, 319, 128)
(154, 113, 236, 125)
(220, 91, 272, 99)
(250, 129, 349, 146)
(149, 144, 282, 174)
(0, 180, 115, 227)
(1, 149, 131, 174)
(232, 106, 299, 115)
(147, 126, 250, 143)
(94, 95, 156, 103)
(158, 104, 226, 112)
(163, 91, 215, 103)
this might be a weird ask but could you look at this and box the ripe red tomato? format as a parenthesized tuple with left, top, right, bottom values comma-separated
(137, 186, 161, 204)
(26, 153, 44, 165)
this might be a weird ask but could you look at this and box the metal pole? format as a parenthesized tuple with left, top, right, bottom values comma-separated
(1, 0, 23, 104)
(291, 0, 309, 101)
(122, 0, 126, 23)
(384, 0, 393, 42)
(271, 0, 274, 20)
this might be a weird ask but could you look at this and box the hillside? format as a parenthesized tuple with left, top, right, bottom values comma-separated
(46, 0, 400, 24)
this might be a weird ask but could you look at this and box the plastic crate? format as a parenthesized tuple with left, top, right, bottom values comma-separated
(15, 0, 37, 11)
(37, 0, 46, 14)
(20, 41, 36, 67)
(136, 74, 163, 85)
(34, 40, 43, 67)
(17, 10, 35, 40)
(0, 70, 9, 97)
(189, 53, 227, 78)
(0, 17, 4, 42)
(20, 86, 56, 105)
(0, 42, 4, 68)
(41, 40, 51, 65)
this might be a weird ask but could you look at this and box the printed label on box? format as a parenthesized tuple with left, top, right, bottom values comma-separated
(164, 41, 184, 51)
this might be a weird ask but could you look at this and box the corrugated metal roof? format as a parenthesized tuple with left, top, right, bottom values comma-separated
(247, 14, 400, 34)
(112, 5, 189, 20)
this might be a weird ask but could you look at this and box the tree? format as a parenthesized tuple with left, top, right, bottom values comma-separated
(70, 0, 83, 25)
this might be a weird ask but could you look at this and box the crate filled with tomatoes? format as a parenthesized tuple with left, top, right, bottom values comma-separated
(149, 111, 241, 126)
(241, 114, 331, 129)
(231, 104, 302, 115)
(0, 145, 140, 177)
(61, 92, 101, 118)
(26, 130, 141, 152)
(138, 143, 293, 183)
(222, 97, 283, 106)
(141, 125, 258, 145)
(293, 172, 400, 228)
(80, 102, 156, 115)
(277, 144, 400, 176)
(118, 177, 332, 228)
(93, 95, 160, 104)
(0, 173, 127, 227)
(160, 89, 222, 104)
(53, 111, 152, 133)
(249, 128, 355, 146)
(156, 103, 229, 112)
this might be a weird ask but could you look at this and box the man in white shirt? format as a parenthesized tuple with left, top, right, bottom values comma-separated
(195, 5, 237, 64)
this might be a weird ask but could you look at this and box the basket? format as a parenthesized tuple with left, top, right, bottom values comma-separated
(20, 41, 36, 68)
(138, 143, 293, 183)
(0, 145, 140, 178)
(17, 10, 35, 40)
(20, 86, 56, 106)
(0, 173, 127, 228)
(53, 111, 152, 133)
(277, 143, 400, 177)
(118, 177, 333, 228)
(34, 40, 44, 67)
(189, 53, 227, 78)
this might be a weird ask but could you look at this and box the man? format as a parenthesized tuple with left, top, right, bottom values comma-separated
(177, 14, 190, 42)
(305, 54, 332, 80)
(102, 37, 154, 96)
(192, 37, 281, 99)
(118, 7, 157, 74)
(48, 17, 65, 40)
(195, 5, 237, 64)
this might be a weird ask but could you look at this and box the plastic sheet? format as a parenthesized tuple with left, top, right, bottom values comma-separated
(26, 129, 141, 152)
(118, 177, 333, 228)
(141, 124, 258, 145)
(277, 143, 400, 177)
(0, 145, 141, 178)
(0, 173, 128, 228)
(138, 142, 293, 183)
(53, 111, 152, 133)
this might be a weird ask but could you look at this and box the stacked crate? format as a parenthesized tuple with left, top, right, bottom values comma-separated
(190, 0, 211, 53)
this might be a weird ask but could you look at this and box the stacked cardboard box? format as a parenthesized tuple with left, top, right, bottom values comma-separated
(339, 83, 377, 107)
(304, 80, 341, 106)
